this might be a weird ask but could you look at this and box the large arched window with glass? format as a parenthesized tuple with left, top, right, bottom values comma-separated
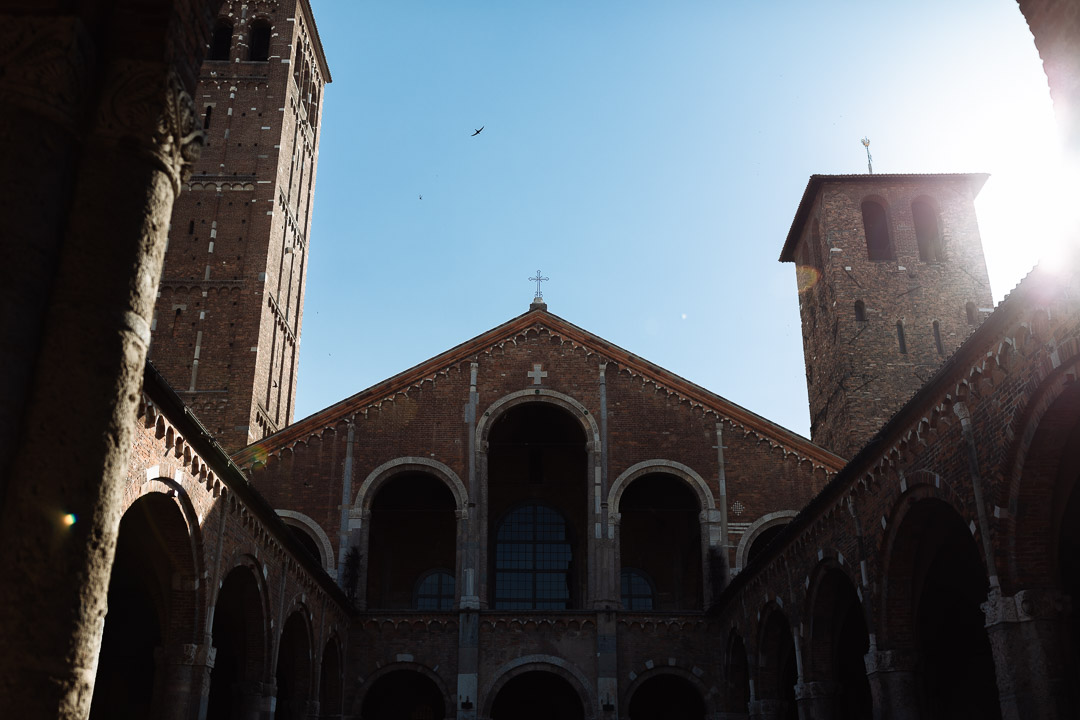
(494, 504, 572, 610)
(620, 568, 655, 610)
(415, 570, 455, 610)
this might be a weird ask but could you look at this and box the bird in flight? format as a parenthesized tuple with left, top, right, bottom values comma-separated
(419, 194, 422, 200)
(471, 126, 484, 136)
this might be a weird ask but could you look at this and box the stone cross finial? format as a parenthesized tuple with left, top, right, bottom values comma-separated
(529, 270, 549, 299)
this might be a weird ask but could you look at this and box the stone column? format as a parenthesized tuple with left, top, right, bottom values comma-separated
(0, 12, 203, 719)
(794, 681, 836, 720)
(245, 680, 278, 720)
(748, 699, 792, 720)
(864, 649, 919, 720)
(153, 643, 216, 720)
(457, 610, 480, 720)
(982, 588, 1076, 720)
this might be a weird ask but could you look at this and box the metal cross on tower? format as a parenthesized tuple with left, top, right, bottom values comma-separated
(861, 137, 873, 174)
(529, 270, 549, 299)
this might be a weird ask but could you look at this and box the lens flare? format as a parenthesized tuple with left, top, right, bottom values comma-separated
(62, 513, 77, 527)
(796, 266, 820, 293)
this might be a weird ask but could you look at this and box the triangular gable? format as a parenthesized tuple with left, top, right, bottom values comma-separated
(233, 308, 845, 471)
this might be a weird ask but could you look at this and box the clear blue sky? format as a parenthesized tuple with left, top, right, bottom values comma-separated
(295, 0, 1069, 439)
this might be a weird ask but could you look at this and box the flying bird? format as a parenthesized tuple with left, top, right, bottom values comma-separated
(471, 126, 484, 136)
(419, 194, 422, 200)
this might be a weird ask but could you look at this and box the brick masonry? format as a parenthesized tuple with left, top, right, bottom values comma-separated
(150, 0, 329, 453)
(782, 174, 994, 459)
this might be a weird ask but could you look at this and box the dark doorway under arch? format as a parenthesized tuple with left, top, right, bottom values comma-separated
(807, 569, 871, 720)
(368, 472, 456, 610)
(758, 609, 798, 720)
(488, 402, 587, 609)
(275, 612, 311, 720)
(628, 673, 705, 720)
(90, 493, 191, 719)
(889, 499, 1000, 720)
(491, 671, 585, 720)
(361, 669, 446, 720)
(207, 566, 266, 720)
(619, 473, 702, 610)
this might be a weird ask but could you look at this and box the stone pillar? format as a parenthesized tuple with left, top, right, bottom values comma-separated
(0, 11, 203, 719)
(864, 649, 919, 720)
(794, 681, 836, 720)
(457, 610, 480, 720)
(153, 643, 216, 720)
(748, 699, 792, 720)
(245, 680, 278, 720)
(982, 588, 1076, 720)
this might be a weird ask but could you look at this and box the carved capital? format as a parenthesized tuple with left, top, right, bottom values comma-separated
(154, 642, 217, 668)
(981, 588, 1071, 626)
(863, 648, 918, 675)
(0, 16, 93, 131)
(794, 680, 837, 700)
(93, 62, 203, 190)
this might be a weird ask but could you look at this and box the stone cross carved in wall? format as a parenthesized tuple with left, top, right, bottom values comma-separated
(527, 363, 548, 385)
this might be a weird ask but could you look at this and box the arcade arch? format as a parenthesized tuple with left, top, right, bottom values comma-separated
(206, 563, 270, 720)
(735, 510, 799, 573)
(274, 610, 313, 720)
(804, 563, 871, 719)
(625, 669, 707, 720)
(756, 605, 798, 719)
(89, 491, 201, 719)
(357, 665, 451, 720)
(881, 497, 1000, 719)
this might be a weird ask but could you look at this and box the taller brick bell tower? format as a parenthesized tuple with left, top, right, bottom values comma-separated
(151, 0, 330, 452)
(781, 174, 994, 459)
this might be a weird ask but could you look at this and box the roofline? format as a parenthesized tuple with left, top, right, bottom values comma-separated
(779, 173, 990, 263)
(297, 0, 331, 83)
(143, 361, 352, 610)
(233, 309, 845, 471)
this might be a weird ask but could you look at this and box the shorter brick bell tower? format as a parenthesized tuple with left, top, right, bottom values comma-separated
(781, 174, 994, 459)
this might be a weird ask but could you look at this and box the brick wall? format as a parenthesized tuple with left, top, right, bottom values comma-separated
(150, 0, 329, 452)
(784, 174, 994, 459)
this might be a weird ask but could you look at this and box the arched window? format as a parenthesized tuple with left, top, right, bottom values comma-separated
(854, 300, 866, 323)
(249, 19, 272, 61)
(494, 504, 571, 610)
(897, 321, 908, 354)
(966, 302, 978, 325)
(912, 199, 944, 262)
(861, 200, 894, 261)
(414, 570, 455, 610)
(209, 21, 233, 61)
(620, 569, 655, 610)
(933, 320, 944, 355)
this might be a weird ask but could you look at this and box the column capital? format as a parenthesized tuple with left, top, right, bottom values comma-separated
(92, 63, 203, 192)
(794, 680, 837, 700)
(982, 588, 1071, 626)
(154, 642, 217, 668)
(864, 648, 919, 675)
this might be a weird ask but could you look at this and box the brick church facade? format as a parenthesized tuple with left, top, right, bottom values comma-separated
(1, 1, 1079, 720)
